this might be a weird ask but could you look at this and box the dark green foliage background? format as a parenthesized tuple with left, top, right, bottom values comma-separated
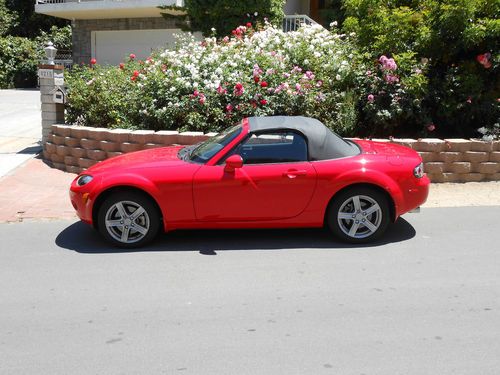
(162, 0, 285, 36)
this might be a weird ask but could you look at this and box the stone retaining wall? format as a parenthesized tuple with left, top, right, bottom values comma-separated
(43, 124, 500, 182)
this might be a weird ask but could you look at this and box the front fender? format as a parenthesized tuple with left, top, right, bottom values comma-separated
(91, 172, 165, 219)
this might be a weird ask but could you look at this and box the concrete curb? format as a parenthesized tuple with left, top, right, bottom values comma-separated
(43, 124, 500, 182)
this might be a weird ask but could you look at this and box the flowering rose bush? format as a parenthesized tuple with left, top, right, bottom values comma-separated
(67, 23, 363, 134)
(354, 52, 430, 136)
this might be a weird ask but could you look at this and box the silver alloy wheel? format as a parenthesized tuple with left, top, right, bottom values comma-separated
(104, 200, 150, 244)
(337, 194, 382, 239)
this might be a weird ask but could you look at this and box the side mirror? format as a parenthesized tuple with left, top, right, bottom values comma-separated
(224, 154, 243, 173)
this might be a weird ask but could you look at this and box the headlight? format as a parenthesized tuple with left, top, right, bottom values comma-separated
(77, 174, 93, 186)
(413, 162, 424, 178)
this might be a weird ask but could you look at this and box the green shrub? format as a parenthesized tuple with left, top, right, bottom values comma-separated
(342, 0, 499, 137)
(65, 24, 429, 137)
(65, 59, 143, 129)
(66, 25, 366, 134)
(0, 36, 40, 88)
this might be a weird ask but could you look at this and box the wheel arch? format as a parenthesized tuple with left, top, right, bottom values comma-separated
(323, 182, 397, 226)
(92, 185, 163, 230)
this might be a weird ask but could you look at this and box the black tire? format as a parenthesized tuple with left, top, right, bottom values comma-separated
(327, 186, 390, 243)
(97, 192, 160, 248)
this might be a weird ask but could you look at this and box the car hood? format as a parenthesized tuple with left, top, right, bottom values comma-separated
(86, 145, 187, 174)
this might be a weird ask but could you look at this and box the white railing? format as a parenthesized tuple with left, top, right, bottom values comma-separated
(282, 15, 319, 32)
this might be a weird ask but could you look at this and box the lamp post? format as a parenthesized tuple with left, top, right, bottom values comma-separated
(44, 41, 57, 65)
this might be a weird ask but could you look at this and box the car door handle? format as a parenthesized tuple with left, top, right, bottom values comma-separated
(283, 170, 307, 178)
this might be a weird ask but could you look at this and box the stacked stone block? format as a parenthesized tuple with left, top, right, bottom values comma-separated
(390, 138, 500, 182)
(43, 124, 500, 181)
(43, 125, 209, 174)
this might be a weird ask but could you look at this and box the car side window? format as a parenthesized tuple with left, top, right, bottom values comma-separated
(232, 131, 308, 164)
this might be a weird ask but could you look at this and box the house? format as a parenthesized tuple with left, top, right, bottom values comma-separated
(34, 0, 322, 66)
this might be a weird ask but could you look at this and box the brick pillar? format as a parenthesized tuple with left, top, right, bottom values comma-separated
(39, 64, 65, 144)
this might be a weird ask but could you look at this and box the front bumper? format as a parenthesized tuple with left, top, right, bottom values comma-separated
(69, 176, 98, 225)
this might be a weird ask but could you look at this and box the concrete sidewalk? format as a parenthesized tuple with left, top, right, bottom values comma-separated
(0, 154, 499, 223)
(0, 89, 42, 177)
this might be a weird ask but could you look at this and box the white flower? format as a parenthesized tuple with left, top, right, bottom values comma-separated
(336, 74, 341, 81)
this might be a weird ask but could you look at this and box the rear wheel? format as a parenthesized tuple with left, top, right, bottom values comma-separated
(97, 192, 160, 248)
(327, 187, 390, 243)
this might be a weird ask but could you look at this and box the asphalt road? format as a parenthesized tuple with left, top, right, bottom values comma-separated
(1, 206, 499, 374)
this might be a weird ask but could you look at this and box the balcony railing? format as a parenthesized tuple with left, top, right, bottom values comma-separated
(282, 15, 318, 32)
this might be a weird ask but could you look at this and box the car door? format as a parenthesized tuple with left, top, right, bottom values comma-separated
(193, 130, 317, 222)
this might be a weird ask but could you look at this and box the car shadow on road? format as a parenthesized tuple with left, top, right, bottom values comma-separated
(55, 218, 416, 254)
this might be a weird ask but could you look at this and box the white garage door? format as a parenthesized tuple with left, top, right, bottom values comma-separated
(91, 29, 181, 66)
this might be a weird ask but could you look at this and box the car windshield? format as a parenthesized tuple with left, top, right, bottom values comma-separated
(180, 124, 242, 164)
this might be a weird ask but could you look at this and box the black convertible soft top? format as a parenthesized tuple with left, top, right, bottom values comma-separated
(247, 116, 359, 160)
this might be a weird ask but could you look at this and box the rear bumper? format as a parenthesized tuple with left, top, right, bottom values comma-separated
(401, 175, 430, 214)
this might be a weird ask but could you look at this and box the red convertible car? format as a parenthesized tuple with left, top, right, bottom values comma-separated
(70, 116, 429, 247)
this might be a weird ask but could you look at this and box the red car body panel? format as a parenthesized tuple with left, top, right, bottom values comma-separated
(70, 118, 429, 233)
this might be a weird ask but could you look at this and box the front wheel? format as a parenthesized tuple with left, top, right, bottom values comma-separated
(97, 192, 160, 248)
(327, 187, 390, 243)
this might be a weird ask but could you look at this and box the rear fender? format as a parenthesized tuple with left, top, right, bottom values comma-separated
(332, 168, 404, 220)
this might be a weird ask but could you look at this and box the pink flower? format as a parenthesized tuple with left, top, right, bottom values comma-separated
(316, 80, 323, 87)
(222, 36, 229, 43)
(199, 95, 206, 105)
(295, 83, 302, 91)
(260, 81, 268, 88)
(217, 86, 227, 95)
(477, 53, 492, 68)
(246, 22, 252, 28)
(427, 124, 436, 132)
(90, 58, 97, 65)
(466, 97, 472, 104)
(193, 90, 200, 97)
(304, 71, 315, 80)
(234, 82, 244, 96)
(129, 53, 136, 60)
(379, 55, 397, 71)
(367, 94, 375, 103)
(384, 74, 399, 83)
(226, 104, 233, 112)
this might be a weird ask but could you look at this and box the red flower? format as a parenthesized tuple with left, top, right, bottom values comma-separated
(193, 90, 200, 97)
(260, 81, 268, 88)
(235, 83, 243, 91)
(119, 63, 125, 69)
(90, 58, 97, 65)
(129, 53, 136, 60)
(131, 76, 136, 81)
(133, 70, 140, 77)
(254, 76, 260, 83)
(246, 22, 252, 28)
(260, 99, 267, 105)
